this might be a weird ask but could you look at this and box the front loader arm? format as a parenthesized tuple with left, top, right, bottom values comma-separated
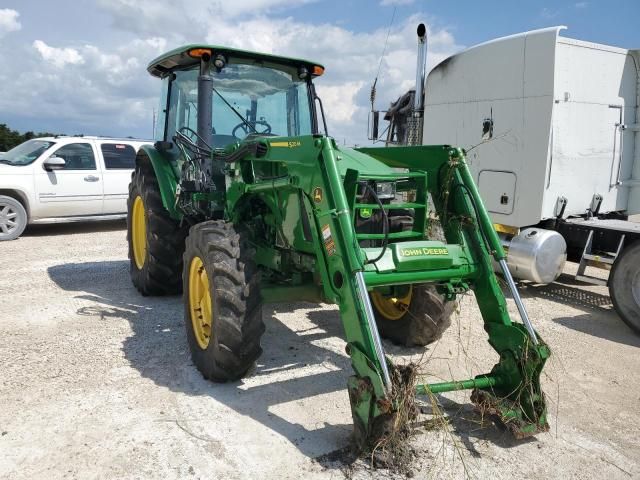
(359, 145, 550, 438)
(306, 137, 396, 444)
(233, 136, 550, 445)
(311, 142, 550, 442)
(232, 135, 400, 444)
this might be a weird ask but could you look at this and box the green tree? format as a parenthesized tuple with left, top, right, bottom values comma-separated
(0, 124, 59, 152)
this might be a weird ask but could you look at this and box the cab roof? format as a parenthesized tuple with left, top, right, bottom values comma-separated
(147, 44, 325, 78)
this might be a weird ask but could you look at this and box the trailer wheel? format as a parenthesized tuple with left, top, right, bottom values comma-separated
(371, 284, 455, 346)
(183, 221, 264, 382)
(609, 242, 640, 334)
(127, 161, 187, 295)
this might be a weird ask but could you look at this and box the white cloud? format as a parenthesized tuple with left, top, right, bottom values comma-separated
(95, 0, 315, 38)
(0, 36, 170, 135)
(197, 14, 462, 143)
(380, 0, 415, 5)
(33, 40, 84, 68)
(0, 3, 462, 144)
(316, 82, 367, 123)
(207, 0, 316, 18)
(540, 7, 560, 19)
(0, 8, 21, 37)
(575, 2, 588, 8)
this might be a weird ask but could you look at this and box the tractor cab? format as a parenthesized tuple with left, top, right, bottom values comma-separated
(148, 45, 326, 150)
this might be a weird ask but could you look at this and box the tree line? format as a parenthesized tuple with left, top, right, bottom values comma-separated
(0, 124, 58, 152)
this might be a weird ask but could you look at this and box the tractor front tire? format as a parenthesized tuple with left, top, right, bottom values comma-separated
(127, 161, 186, 295)
(183, 221, 264, 382)
(371, 284, 455, 347)
(609, 241, 640, 334)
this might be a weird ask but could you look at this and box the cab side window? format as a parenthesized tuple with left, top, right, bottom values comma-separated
(53, 143, 96, 170)
(101, 143, 136, 169)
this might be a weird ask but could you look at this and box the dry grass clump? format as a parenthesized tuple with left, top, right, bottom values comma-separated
(366, 363, 421, 476)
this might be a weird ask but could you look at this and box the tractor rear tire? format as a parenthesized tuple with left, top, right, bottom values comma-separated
(183, 221, 264, 382)
(127, 161, 187, 295)
(371, 284, 455, 347)
(609, 241, 640, 334)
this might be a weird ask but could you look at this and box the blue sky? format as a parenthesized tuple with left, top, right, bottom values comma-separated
(0, 0, 638, 145)
(301, 1, 639, 47)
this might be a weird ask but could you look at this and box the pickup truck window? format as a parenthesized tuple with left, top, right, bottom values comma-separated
(0, 139, 56, 166)
(53, 143, 96, 170)
(101, 143, 136, 169)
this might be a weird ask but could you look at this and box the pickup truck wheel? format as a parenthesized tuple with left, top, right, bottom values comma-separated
(371, 284, 455, 346)
(183, 221, 264, 382)
(0, 195, 27, 241)
(609, 242, 640, 334)
(127, 162, 187, 295)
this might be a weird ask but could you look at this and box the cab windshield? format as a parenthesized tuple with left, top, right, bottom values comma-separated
(0, 139, 56, 166)
(166, 61, 313, 148)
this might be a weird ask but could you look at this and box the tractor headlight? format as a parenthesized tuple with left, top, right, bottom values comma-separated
(375, 182, 396, 200)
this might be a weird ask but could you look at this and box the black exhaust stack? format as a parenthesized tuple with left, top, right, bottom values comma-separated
(197, 53, 225, 206)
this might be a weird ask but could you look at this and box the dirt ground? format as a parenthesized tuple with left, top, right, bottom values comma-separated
(1, 220, 639, 479)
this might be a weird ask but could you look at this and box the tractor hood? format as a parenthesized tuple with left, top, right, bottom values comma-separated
(335, 147, 397, 177)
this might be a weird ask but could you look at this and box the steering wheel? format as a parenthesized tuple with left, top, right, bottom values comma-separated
(232, 120, 272, 139)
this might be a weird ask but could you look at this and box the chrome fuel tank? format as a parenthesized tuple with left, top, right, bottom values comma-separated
(500, 228, 567, 284)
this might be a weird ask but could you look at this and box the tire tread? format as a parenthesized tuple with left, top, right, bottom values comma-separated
(183, 220, 264, 382)
(127, 159, 187, 295)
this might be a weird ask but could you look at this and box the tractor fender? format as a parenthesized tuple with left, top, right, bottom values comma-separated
(136, 145, 181, 220)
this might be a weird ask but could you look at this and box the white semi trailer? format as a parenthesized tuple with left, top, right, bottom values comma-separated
(373, 25, 640, 332)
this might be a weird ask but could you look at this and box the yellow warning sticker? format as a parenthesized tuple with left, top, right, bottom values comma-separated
(312, 187, 323, 203)
(321, 224, 336, 256)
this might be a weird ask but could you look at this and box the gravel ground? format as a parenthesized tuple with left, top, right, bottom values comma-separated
(1, 220, 639, 479)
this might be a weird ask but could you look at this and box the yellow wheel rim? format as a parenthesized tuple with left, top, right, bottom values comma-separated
(371, 286, 413, 321)
(131, 196, 147, 269)
(189, 256, 213, 350)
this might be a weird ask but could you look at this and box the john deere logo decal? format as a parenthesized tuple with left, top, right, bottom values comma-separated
(360, 208, 372, 219)
(313, 187, 323, 203)
(400, 247, 449, 257)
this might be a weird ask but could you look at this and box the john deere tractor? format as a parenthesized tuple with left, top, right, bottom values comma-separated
(127, 44, 550, 445)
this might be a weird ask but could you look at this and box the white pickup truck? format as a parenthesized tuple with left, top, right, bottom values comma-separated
(0, 136, 151, 240)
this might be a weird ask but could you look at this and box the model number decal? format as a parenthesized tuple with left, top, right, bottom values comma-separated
(400, 247, 449, 257)
(270, 141, 301, 148)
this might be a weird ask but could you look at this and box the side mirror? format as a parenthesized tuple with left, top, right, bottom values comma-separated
(43, 156, 66, 171)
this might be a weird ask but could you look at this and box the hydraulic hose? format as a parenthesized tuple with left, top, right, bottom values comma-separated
(364, 183, 390, 265)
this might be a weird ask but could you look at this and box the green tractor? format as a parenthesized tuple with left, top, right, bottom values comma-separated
(127, 44, 550, 445)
